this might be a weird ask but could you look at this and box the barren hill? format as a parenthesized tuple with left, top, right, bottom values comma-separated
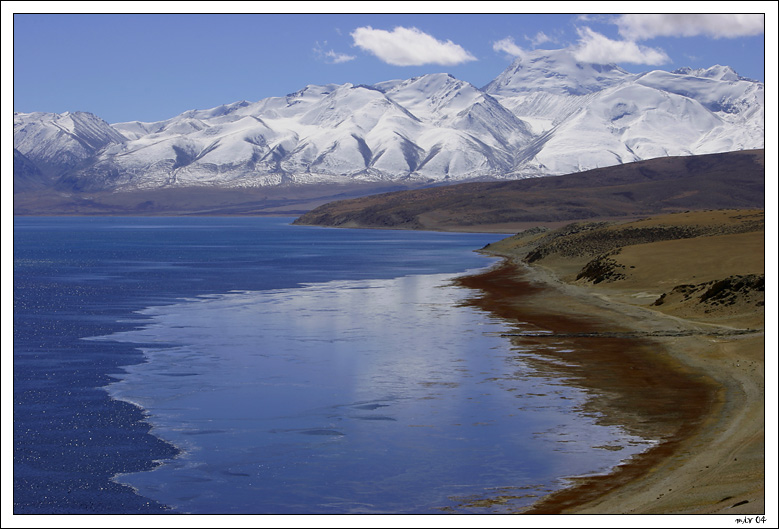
(293, 149, 765, 232)
(467, 208, 765, 514)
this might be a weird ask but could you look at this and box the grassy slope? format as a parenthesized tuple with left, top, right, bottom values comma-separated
(483, 208, 765, 328)
(478, 209, 765, 514)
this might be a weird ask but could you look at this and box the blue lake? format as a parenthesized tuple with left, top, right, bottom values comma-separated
(13, 216, 653, 514)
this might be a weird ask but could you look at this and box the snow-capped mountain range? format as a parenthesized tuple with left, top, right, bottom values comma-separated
(14, 49, 764, 193)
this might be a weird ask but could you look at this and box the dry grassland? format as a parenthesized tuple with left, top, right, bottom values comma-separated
(475, 209, 766, 515)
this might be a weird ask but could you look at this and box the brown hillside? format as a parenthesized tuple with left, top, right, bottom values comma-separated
(483, 208, 765, 328)
(294, 150, 765, 232)
(473, 208, 765, 513)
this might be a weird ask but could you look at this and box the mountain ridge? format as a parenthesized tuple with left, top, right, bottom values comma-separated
(14, 49, 764, 214)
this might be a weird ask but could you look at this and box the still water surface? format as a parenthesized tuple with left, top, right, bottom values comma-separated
(14, 217, 652, 514)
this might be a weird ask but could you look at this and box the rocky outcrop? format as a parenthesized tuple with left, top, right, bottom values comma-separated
(575, 250, 627, 284)
(653, 275, 765, 310)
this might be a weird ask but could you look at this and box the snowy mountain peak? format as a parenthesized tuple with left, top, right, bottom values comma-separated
(14, 111, 127, 153)
(381, 73, 483, 120)
(13, 53, 764, 194)
(672, 65, 742, 82)
(484, 48, 631, 97)
(287, 83, 349, 102)
(180, 100, 253, 120)
(14, 110, 127, 173)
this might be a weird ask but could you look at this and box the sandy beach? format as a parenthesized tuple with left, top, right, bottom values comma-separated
(458, 209, 768, 515)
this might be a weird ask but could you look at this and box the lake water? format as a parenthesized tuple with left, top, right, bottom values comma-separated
(13, 216, 653, 514)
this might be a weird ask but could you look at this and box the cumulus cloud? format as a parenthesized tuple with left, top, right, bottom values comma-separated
(314, 42, 355, 64)
(492, 36, 525, 57)
(616, 14, 764, 40)
(494, 30, 668, 66)
(525, 31, 555, 48)
(572, 27, 670, 65)
(494, 14, 762, 68)
(351, 26, 477, 66)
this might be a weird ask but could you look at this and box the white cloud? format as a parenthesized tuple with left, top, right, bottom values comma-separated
(350, 26, 476, 66)
(572, 27, 670, 65)
(525, 31, 555, 48)
(314, 42, 355, 64)
(576, 14, 611, 24)
(492, 37, 525, 57)
(617, 14, 764, 40)
(494, 30, 669, 66)
(326, 50, 355, 64)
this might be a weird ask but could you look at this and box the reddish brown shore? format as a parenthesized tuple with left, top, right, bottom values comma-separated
(456, 210, 766, 515)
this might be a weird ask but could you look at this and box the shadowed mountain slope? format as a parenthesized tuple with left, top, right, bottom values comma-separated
(293, 150, 764, 232)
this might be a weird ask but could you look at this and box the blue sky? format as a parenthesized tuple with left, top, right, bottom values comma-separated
(7, 6, 774, 124)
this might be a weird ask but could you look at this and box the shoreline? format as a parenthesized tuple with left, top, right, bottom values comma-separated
(457, 252, 765, 515)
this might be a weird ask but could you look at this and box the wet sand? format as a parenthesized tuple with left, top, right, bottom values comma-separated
(456, 259, 766, 515)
